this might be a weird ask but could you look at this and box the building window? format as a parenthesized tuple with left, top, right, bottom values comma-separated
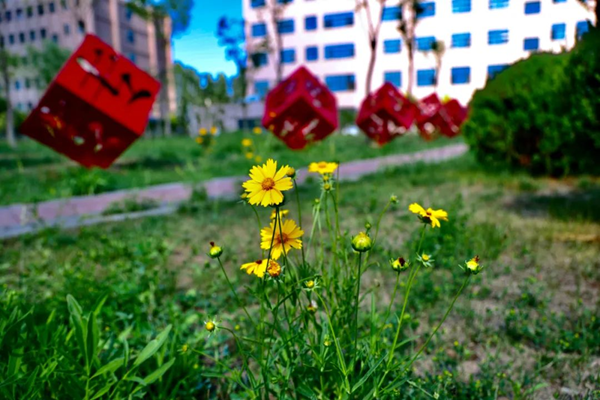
(27, 102, 33, 110)
(255, 80, 269, 98)
(325, 74, 355, 92)
(128, 52, 136, 63)
(251, 52, 268, 67)
(488, 29, 508, 45)
(251, 23, 267, 37)
(126, 8, 133, 21)
(416, 36, 436, 51)
(78, 20, 86, 34)
(306, 46, 318, 61)
(451, 67, 470, 84)
(553, 0, 566, 2)
(488, 64, 508, 79)
(251, 0, 266, 8)
(452, 0, 471, 13)
(551, 23, 565, 40)
(41, 29, 47, 40)
(524, 1, 540, 14)
(19, 33, 25, 44)
(61, 0, 68, 10)
(451, 32, 471, 48)
(38, 4, 45, 16)
(127, 29, 135, 43)
(52, 34, 59, 43)
(0, 37, 4, 48)
(49, 2, 56, 13)
(417, 69, 436, 86)
(280, 48, 296, 64)
(305, 16, 317, 31)
(381, 6, 401, 21)
(25, 78, 31, 89)
(384, 71, 401, 87)
(324, 43, 355, 59)
(523, 37, 539, 51)
(5, 11, 11, 22)
(277, 19, 295, 34)
(577, 21, 589, 38)
(16, 9, 23, 20)
(417, 2, 435, 18)
(324, 12, 354, 28)
(64, 24, 71, 35)
(8, 35, 14, 45)
(30, 30, 36, 41)
(489, 0, 509, 9)
(277, 0, 293, 3)
(14, 80, 21, 91)
(27, 7, 33, 18)
(383, 39, 401, 53)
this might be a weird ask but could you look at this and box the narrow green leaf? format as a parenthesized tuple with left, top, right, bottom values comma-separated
(142, 357, 175, 385)
(89, 381, 115, 400)
(91, 358, 124, 379)
(133, 325, 172, 367)
(92, 294, 108, 317)
(86, 312, 98, 371)
(351, 354, 387, 393)
(123, 338, 130, 368)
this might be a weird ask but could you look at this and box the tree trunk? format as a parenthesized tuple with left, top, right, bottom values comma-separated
(241, 67, 249, 133)
(407, 44, 415, 96)
(154, 17, 171, 137)
(0, 51, 15, 148)
(365, 39, 377, 96)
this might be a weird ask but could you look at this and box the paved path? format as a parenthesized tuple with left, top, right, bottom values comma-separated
(0, 143, 468, 239)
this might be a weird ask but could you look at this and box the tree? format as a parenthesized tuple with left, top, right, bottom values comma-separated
(127, 0, 194, 137)
(422, 39, 445, 89)
(0, 0, 16, 147)
(576, 0, 599, 24)
(355, 0, 388, 96)
(216, 16, 249, 131)
(397, 0, 426, 96)
(27, 42, 72, 88)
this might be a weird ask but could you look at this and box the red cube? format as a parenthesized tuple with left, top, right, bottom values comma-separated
(415, 93, 444, 141)
(356, 82, 417, 145)
(437, 99, 468, 138)
(262, 66, 338, 150)
(20, 34, 160, 168)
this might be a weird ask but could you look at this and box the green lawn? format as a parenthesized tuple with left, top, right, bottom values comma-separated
(1, 154, 598, 398)
(0, 131, 457, 205)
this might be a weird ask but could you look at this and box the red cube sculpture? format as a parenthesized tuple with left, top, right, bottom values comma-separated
(415, 93, 444, 141)
(20, 34, 160, 168)
(356, 82, 417, 145)
(437, 99, 468, 138)
(262, 66, 338, 150)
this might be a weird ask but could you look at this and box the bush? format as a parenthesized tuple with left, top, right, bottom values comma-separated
(464, 31, 600, 176)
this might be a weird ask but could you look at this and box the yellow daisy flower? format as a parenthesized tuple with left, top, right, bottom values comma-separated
(210, 126, 217, 135)
(242, 138, 253, 147)
(245, 152, 254, 159)
(253, 127, 262, 135)
(466, 256, 482, 274)
(270, 209, 289, 220)
(195, 137, 204, 144)
(242, 159, 293, 207)
(240, 259, 280, 278)
(260, 219, 304, 260)
(199, 128, 207, 136)
(308, 161, 338, 175)
(408, 203, 449, 228)
(255, 156, 263, 163)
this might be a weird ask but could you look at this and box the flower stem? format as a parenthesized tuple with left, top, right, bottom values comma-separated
(293, 178, 307, 267)
(217, 257, 255, 329)
(353, 252, 363, 361)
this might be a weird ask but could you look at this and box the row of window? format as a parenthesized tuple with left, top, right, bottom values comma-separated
(251, 22, 588, 65)
(0, 1, 65, 22)
(254, 64, 510, 95)
(251, 0, 572, 15)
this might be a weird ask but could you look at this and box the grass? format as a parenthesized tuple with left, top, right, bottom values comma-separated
(1, 154, 599, 398)
(0, 131, 456, 206)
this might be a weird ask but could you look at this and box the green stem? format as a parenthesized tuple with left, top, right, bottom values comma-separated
(384, 273, 401, 328)
(293, 178, 307, 267)
(404, 276, 471, 372)
(217, 257, 255, 329)
(353, 252, 363, 361)
(316, 292, 349, 388)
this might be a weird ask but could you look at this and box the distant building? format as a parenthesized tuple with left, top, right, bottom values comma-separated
(0, 0, 175, 116)
(244, 0, 596, 107)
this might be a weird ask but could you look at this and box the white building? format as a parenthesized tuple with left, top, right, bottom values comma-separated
(243, 0, 596, 108)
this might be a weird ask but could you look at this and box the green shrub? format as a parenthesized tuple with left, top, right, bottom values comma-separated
(464, 31, 600, 176)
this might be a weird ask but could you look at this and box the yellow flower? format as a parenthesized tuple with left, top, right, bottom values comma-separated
(255, 156, 263, 163)
(205, 320, 216, 332)
(306, 280, 315, 289)
(242, 159, 293, 207)
(422, 254, 430, 261)
(351, 232, 373, 252)
(240, 259, 268, 278)
(196, 137, 204, 144)
(391, 257, 409, 272)
(199, 128, 207, 136)
(208, 242, 223, 258)
(245, 152, 254, 159)
(408, 203, 449, 228)
(466, 256, 482, 274)
(253, 127, 262, 135)
(307, 300, 318, 313)
(261, 219, 304, 259)
(270, 209, 289, 220)
(286, 167, 296, 178)
(308, 161, 338, 175)
(240, 259, 281, 279)
(242, 138, 253, 147)
(210, 126, 217, 135)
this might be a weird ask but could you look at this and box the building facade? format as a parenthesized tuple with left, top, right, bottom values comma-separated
(244, 0, 596, 108)
(0, 0, 175, 115)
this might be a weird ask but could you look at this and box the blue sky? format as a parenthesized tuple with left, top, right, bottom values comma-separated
(172, 0, 242, 77)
